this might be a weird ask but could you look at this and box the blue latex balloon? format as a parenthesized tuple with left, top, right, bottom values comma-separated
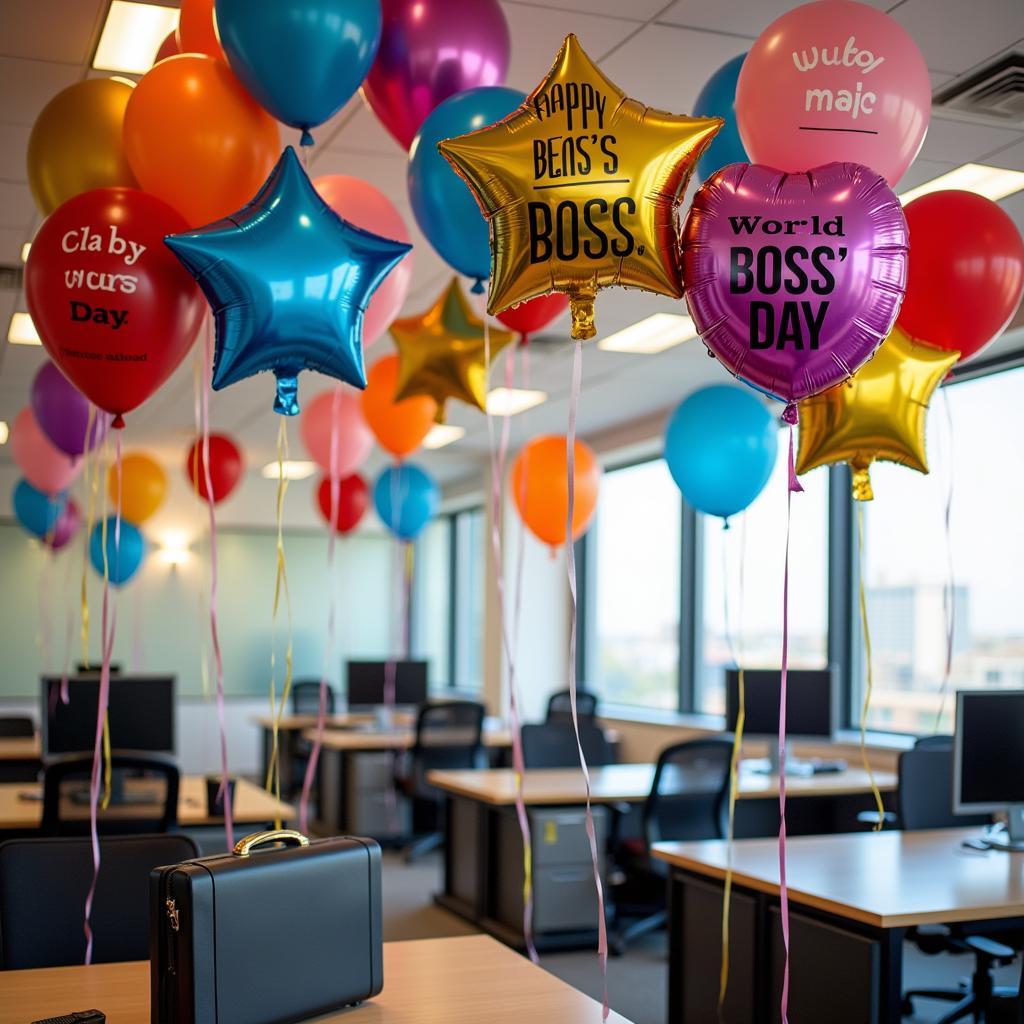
(664, 385, 778, 521)
(373, 464, 440, 541)
(215, 0, 382, 144)
(166, 146, 411, 416)
(408, 86, 524, 288)
(12, 479, 66, 539)
(89, 517, 146, 586)
(693, 54, 749, 182)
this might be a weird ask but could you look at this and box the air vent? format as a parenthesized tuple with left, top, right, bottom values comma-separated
(934, 52, 1024, 126)
(0, 264, 23, 291)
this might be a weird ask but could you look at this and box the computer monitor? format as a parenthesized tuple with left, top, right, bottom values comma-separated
(953, 689, 1024, 851)
(345, 660, 428, 707)
(76, 662, 121, 675)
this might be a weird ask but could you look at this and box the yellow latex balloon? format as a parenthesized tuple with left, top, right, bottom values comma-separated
(109, 453, 167, 524)
(796, 326, 959, 500)
(27, 77, 138, 217)
(390, 278, 515, 423)
(439, 34, 722, 340)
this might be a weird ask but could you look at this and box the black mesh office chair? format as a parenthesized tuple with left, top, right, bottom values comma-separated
(546, 688, 598, 722)
(609, 738, 733, 955)
(291, 680, 335, 716)
(0, 716, 34, 738)
(41, 752, 180, 837)
(288, 680, 336, 794)
(521, 721, 615, 769)
(0, 833, 198, 968)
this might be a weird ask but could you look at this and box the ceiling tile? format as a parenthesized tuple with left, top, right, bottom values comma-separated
(316, 103, 401, 158)
(657, 0, 889, 38)
(0, 226, 28, 264)
(0, 123, 31, 182)
(0, 0, 105, 65)
(918, 115, 1023, 164)
(0, 56, 81, 127)
(502, 0, 664, 23)
(895, 157, 956, 193)
(984, 137, 1024, 172)
(0, 181, 32, 230)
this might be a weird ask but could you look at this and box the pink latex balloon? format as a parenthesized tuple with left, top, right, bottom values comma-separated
(313, 174, 413, 347)
(11, 406, 83, 496)
(736, 1, 931, 187)
(300, 387, 374, 479)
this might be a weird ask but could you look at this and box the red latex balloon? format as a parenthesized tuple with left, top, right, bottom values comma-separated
(316, 474, 369, 535)
(154, 31, 179, 63)
(898, 190, 1024, 363)
(185, 433, 244, 504)
(176, 0, 226, 61)
(497, 293, 570, 345)
(24, 188, 204, 426)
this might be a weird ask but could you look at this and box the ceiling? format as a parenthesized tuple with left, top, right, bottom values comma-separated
(1, 0, 1023, 534)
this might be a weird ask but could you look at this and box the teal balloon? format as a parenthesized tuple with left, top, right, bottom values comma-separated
(664, 385, 777, 520)
(89, 517, 146, 586)
(408, 86, 524, 288)
(694, 54, 749, 181)
(373, 464, 439, 541)
(12, 479, 66, 538)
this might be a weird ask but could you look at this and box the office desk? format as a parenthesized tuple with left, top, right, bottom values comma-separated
(0, 735, 42, 782)
(0, 934, 632, 1024)
(652, 829, 1024, 1023)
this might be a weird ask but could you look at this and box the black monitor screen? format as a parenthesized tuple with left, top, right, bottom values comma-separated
(725, 668, 834, 739)
(955, 690, 1024, 811)
(42, 675, 175, 755)
(345, 660, 427, 706)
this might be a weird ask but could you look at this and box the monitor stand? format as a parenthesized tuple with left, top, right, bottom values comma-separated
(979, 805, 1024, 852)
(746, 741, 810, 777)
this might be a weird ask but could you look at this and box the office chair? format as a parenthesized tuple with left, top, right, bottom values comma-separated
(291, 680, 335, 716)
(288, 680, 336, 794)
(609, 737, 733, 955)
(395, 700, 485, 862)
(41, 752, 180, 837)
(0, 833, 198, 968)
(546, 688, 598, 722)
(0, 716, 34, 738)
(521, 721, 616, 769)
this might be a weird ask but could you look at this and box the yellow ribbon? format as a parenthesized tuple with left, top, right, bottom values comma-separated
(856, 504, 885, 828)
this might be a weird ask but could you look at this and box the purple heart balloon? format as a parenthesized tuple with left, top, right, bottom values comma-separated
(48, 498, 81, 552)
(682, 162, 908, 415)
(30, 361, 110, 457)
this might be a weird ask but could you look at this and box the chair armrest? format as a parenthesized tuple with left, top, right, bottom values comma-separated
(961, 934, 1017, 962)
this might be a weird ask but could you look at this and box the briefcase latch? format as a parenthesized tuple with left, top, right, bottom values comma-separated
(165, 897, 180, 932)
(232, 829, 311, 857)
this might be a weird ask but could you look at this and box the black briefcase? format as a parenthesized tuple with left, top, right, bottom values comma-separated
(150, 829, 382, 1024)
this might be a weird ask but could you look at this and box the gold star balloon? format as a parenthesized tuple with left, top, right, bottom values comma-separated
(390, 277, 515, 422)
(438, 34, 722, 340)
(796, 326, 959, 501)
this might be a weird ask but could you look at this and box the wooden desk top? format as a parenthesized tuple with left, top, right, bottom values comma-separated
(304, 726, 513, 751)
(252, 711, 413, 731)
(427, 764, 897, 807)
(0, 935, 632, 1024)
(652, 828, 1024, 929)
(0, 735, 41, 761)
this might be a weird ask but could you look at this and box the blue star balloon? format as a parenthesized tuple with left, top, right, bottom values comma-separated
(165, 146, 412, 415)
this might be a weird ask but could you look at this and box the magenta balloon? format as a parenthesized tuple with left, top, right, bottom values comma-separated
(48, 498, 81, 551)
(10, 406, 83, 495)
(682, 162, 908, 411)
(30, 361, 110, 457)
(300, 388, 374, 479)
(360, 0, 510, 150)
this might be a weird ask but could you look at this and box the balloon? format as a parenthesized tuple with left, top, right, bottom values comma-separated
(186, 434, 245, 504)
(373, 464, 440, 541)
(897, 191, 1024, 364)
(682, 162, 908, 414)
(30, 361, 110, 457)
(316, 473, 370, 534)
(12, 480, 66, 540)
(27, 77, 138, 217)
(439, 35, 722, 339)
(176, 0, 226, 60)
(391, 278, 514, 421)
(300, 389, 373, 479)
(11, 408, 81, 496)
(735, 1, 931, 188)
(123, 54, 280, 228)
(216, 0, 381, 142)
(497, 293, 569, 346)
(361, 354, 438, 459)
(109, 453, 167, 523)
(510, 435, 600, 548)
(166, 147, 411, 416)
(361, 0, 511, 150)
(155, 31, 179, 63)
(664, 386, 778, 521)
(313, 174, 413, 347)
(89, 517, 146, 586)
(24, 187, 204, 426)
(409, 85, 524, 286)
(48, 498, 81, 551)
(693, 55, 749, 182)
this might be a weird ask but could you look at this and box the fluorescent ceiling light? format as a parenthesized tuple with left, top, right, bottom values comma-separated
(899, 163, 1024, 205)
(423, 423, 465, 449)
(260, 460, 317, 481)
(0, 421, 8, 445)
(8, 313, 41, 345)
(93, 1, 179, 74)
(157, 531, 190, 568)
(20, 243, 30, 263)
(597, 313, 699, 354)
(486, 388, 547, 417)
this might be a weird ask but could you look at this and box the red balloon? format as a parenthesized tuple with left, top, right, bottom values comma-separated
(898, 190, 1024, 363)
(185, 433, 245, 504)
(24, 188, 204, 427)
(316, 474, 369, 535)
(154, 31, 179, 63)
(497, 293, 570, 345)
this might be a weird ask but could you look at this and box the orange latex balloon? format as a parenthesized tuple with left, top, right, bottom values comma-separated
(123, 54, 280, 227)
(176, 0, 226, 60)
(108, 453, 167, 524)
(511, 436, 600, 549)
(361, 355, 437, 460)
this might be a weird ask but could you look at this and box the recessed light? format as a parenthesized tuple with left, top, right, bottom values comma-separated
(597, 313, 699, 354)
(486, 388, 547, 417)
(0, 422, 8, 445)
(899, 163, 1024, 205)
(93, 1, 180, 74)
(423, 424, 466, 449)
(20, 243, 31, 263)
(8, 313, 41, 345)
(260, 460, 317, 480)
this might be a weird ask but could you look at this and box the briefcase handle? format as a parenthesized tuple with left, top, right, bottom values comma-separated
(233, 829, 311, 857)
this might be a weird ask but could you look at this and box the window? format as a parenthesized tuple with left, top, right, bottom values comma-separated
(451, 508, 486, 691)
(413, 518, 450, 688)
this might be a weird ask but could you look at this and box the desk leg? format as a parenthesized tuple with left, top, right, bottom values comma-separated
(879, 927, 905, 1024)
(434, 795, 487, 925)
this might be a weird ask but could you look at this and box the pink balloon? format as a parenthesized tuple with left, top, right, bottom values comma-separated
(48, 498, 81, 551)
(300, 387, 374, 479)
(11, 407, 82, 496)
(735, 1, 931, 187)
(313, 175, 413, 346)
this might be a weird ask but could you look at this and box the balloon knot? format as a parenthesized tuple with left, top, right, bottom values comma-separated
(470, 278, 485, 295)
(722, 517, 731, 531)
(782, 402, 799, 426)
(111, 414, 125, 430)
(518, 333, 530, 348)
(300, 129, 314, 147)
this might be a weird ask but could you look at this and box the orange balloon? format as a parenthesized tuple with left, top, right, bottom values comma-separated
(511, 436, 600, 549)
(361, 355, 437, 460)
(108, 453, 167, 524)
(123, 55, 280, 227)
(176, 0, 226, 61)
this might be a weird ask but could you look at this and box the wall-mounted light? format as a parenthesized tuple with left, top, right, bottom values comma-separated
(157, 532, 190, 569)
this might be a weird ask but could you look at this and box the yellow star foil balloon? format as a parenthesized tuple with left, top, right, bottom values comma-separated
(438, 34, 723, 340)
(390, 277, 515, 423)
(796, 326, 959, 501)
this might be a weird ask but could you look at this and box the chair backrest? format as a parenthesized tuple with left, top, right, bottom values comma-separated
(291, 680, 335, 716)
(41, 752, 180, 837)
(897, 743, 990, 830)
(0, 716, 34, 739)
(0, 832, 198, 969)
(411, 701, 485, 774)
(913, 733, 954, 750)
(521, 721, 615, 769)
(546, 689, 598, 722)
